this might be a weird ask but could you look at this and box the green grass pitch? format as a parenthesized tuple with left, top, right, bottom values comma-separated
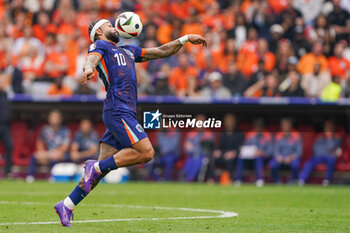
(0, 180, 349, 233)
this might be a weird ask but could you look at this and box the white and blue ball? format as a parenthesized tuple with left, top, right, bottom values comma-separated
(115, 12, 143, 39)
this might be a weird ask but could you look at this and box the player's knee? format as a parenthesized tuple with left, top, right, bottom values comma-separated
(140, 146, 154, 164)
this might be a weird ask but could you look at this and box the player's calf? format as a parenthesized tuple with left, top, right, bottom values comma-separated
(138, 145, 154, 164)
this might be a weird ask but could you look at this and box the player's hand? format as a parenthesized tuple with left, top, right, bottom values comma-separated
(224, 150, 236, 160)
(82, 66, 94, 84)
(213, 149, 222, 158)
(188, 35, 207, 47)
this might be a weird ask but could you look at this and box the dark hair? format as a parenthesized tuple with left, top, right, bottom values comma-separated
(88, 20, 100, 42)
(49, 109, 63, 118)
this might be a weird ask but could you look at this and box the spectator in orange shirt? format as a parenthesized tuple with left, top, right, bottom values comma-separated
(268, 0, 288, 14)
(157, 17, 183, 45)
(32, 11, 57, 42)
(182, 11, 204, 36)
(170, 0, 191, 19)
(47, 77, 73, 96)
(237, 38, 275, 77)
(17, 44, 44, 90)
(8, 10, 26, 39)
(328, 41, 350, 79)
(256, 38, 275, 71)
(236, 27, 258, 76)
(297, 41, 328, 75)
(56, 9, 76, 37)
(201, 2, 225, 30)
(215, 38, 236, 74)
(44, 44, 69, 80)
(169, 53, 198, 97)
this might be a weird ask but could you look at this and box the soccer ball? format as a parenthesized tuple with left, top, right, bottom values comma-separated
(115, 12, 143, 39)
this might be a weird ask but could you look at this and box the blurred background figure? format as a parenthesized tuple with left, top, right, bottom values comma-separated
(2, 53, 23, 94)
(244, 73, 280, 97)
(145, 66, 174, 96)
(150, 128, 180, 181)
(47, 76, 73, 96)
(328, 41, 349, 80)
(321, 75, 342, 101)
(200, 72, 231, 99)
(0, 76, 13, 177)
(301, 63, 331, 98)
(340, 71, 350, 98)
(279, 70, 305, 97)
(70, 119, 99, 163)
(74, 82, 96, 95)
(222, 61, 246, 96)
(306, 14, 335, 55)
(26, 110, 70, 183)
(182, 114, 214, 182)
(208, 114, 243, 185)
(269, 118, 302, 184)
(235, 119, 273, 187)
(169, 53, 198, 97)
(297, 41, 328, 75)
(327, 0, 350, 41)
(299, 120, 342, 186)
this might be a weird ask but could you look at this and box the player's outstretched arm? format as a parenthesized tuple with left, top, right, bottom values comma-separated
(82, 54, 101, 84)
(142, 34, 207, 62)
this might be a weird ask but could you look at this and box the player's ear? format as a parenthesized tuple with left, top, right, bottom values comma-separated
(96, 28, 103, 38)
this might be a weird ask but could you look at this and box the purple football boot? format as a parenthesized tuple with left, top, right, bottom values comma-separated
(83, 160, 100, 193)
(54, 201, 73, 227)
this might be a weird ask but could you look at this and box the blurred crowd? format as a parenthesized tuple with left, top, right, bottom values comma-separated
(18, 110, 344, 186)
(1, 0, 350, 101)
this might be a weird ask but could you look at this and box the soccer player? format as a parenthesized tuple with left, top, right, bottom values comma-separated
(70, 119, 99, 163)
(54, 19, 207, 227)
(26, 109, 70, 183)
(235, 119, 273, 187)
(299, 120, 342, 186)
(269, 118, 302, 184)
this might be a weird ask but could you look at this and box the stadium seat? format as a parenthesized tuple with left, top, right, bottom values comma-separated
(297, 125, 316, 165)
(11, 121, 30, 166)
(95, 122, 106, 138)
(0, 143, 5, 167)
(67, 122, 80, 138)
(238, 122, 252, 133)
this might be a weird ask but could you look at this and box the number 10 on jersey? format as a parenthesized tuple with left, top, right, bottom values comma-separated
(114, 53, 126, 66)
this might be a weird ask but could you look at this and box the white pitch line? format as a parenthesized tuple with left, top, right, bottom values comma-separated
(0, 201, 238, 226)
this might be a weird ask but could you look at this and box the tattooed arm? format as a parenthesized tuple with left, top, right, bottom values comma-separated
(142, 34, 207, 62)
(82, 54, 101, 84)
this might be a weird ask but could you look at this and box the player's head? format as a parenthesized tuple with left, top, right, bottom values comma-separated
(253, 118, 264, 132)
(280, 118, 292, 133)
(223, 113, 237, 132)
(88, 19, 119, 44)
(80, 118, 93, 134)
(324, 120, 335, 133)
(48, 109, 63, 128)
